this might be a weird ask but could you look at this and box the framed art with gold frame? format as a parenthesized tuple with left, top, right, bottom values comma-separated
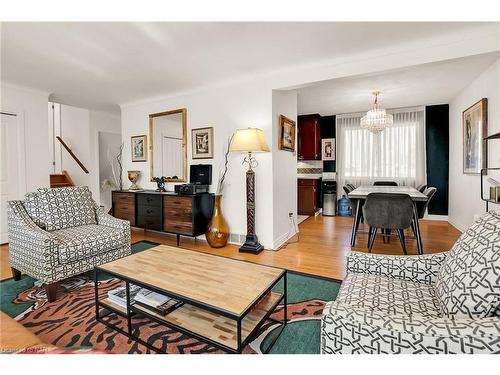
(279, 115, 296, 152)
(131, 135, 147, 162)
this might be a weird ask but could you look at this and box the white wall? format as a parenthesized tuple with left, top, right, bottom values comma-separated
(272, 90, 298, 248)
(90, 110, 121, 206)
(121, 80, 276, 248)
(59, 104, 92, 188)
(449, 57, 500, 231)
(98, 131, 121, 212)
(0, 83, 50, 193)
(54, 104, 121, 204)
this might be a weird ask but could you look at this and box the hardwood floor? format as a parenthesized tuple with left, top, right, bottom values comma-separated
(1, 216, 461, 282)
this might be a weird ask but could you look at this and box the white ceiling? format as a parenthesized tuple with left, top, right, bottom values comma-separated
(297, 52, 500, 115)
(1, 22, 498, 114)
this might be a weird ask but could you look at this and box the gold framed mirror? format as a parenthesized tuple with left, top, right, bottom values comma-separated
(149, 108, 187, 182)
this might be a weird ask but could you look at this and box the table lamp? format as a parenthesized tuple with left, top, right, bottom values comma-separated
(230, 128, 270, 253)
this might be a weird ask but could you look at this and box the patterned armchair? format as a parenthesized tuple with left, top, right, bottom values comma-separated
(7, 186, 131, 302)
(321, 211, 500, 354)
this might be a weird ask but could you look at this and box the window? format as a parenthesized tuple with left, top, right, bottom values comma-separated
(337, 108, 426, 188)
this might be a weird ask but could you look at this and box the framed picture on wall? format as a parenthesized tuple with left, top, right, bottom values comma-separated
(322, 138, 335, 161)
(279, 115, 296, 152)
(192, 127, 214, 159)
(463, 98, 487, 174)
(131, 135, 147, 162)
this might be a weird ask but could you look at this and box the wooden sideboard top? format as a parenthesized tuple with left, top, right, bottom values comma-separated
(113, 190, 213, 196)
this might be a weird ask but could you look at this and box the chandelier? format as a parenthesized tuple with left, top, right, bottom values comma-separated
(360, 91, 393, 133)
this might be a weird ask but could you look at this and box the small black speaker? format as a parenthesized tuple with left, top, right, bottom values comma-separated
(190, 164, 212, 185)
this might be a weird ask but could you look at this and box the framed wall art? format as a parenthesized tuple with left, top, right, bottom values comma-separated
(463, 98, 487, 174)
(131, 135, 147, 162)
(322, 138, 335, 161)
(192, 127, 214, 159)
(279, 115, 296, 152)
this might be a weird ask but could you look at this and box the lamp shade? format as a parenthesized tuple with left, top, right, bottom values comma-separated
(230, 128, 270, 153)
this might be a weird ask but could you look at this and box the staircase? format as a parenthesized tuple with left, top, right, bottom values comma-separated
(50, 170, 75, 188)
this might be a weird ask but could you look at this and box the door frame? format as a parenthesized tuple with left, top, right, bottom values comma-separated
(0, 108, 27, 197)
(1, 108, 27, 244)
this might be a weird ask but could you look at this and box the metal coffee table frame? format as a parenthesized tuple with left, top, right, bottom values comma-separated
(94, 267, 288, 354)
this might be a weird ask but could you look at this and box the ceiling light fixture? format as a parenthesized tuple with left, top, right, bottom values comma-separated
(360, 91, 393, 133)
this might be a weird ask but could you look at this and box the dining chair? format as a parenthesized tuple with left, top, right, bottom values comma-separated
(416, 184, 427, 193)
(343, 185, 353, 195)
(415, 187, 437, 219)
(373, 181, 398, 186)
(362, 193, 414, 254)
(346, 183, 356, 190)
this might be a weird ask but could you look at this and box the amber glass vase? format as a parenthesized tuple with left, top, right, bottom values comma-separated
(206, 195, 229, 248)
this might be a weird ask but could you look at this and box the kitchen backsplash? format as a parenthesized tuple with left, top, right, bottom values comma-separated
(297, 160, 323, 175)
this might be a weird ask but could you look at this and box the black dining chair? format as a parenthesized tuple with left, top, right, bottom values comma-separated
(416, 184, 427, 193)
(373, 181, 398, 186)
(343, 185, 353, 195)
(343, 185, 363, 220)
(362, 193, 414, 254)
(416, 187, 437, 219)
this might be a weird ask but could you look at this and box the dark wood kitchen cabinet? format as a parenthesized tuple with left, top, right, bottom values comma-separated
(298, 114, 321, 160)
(298, 179, 320, 215)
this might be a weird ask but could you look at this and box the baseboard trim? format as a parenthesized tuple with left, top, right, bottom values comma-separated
(447, 218, 465, 233)
(272, 227, 300, 251)
(424, 214, 448, 221)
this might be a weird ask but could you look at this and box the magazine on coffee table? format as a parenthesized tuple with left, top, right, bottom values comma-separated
(107, 285, 176, 315)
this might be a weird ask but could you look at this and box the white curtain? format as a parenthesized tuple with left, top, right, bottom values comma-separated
(337, 107, 426, 193)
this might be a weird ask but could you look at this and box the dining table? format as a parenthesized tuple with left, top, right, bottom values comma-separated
(347, 185, 428, 254)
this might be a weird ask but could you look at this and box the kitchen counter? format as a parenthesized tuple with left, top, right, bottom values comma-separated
(297, 174, 322, 179)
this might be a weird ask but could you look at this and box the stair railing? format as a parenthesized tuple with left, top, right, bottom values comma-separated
(56, 136, 89, 174)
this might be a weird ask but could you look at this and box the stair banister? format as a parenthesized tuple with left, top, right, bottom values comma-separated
(56, 136, 89, 174)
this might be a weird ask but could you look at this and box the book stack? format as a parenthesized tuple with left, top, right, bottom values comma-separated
(107, 285, 175, 316)
(134, 289, 174, 315)
(107, 284, 142, 308)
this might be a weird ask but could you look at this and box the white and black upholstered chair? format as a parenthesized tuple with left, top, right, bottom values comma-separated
(7, 186, 131, 302)
(321, 210, 500, 354)
(362, 193, 414, 254)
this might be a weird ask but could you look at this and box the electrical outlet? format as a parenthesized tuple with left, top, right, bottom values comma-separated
(288, 212, 293, 217)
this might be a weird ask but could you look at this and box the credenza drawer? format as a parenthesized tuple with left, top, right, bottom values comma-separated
(137, 193, 162, 207)
(112, 192, 135, 204)
(164, 196, 192, 210)
(137, 216, 162, 231)
(164, 221, 193, 235)
(164, 206, 192, 219)
(137, 204, 162, 219)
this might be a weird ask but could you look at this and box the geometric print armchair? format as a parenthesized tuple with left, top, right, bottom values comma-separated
(321, 211, 500, 354)
(7, 186, 131, 302)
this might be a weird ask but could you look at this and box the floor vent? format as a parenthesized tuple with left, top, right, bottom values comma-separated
(229, 233, 245, 245)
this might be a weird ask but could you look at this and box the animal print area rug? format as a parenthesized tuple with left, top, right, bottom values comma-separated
(1, 243, 340, 354)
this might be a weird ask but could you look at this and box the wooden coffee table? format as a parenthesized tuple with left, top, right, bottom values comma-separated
(94, 245, 287, 353)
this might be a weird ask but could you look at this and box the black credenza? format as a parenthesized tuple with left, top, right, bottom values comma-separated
(112, 190, 214, 246)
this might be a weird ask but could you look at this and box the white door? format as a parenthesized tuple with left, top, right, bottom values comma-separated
(0, 113, 23, 244)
